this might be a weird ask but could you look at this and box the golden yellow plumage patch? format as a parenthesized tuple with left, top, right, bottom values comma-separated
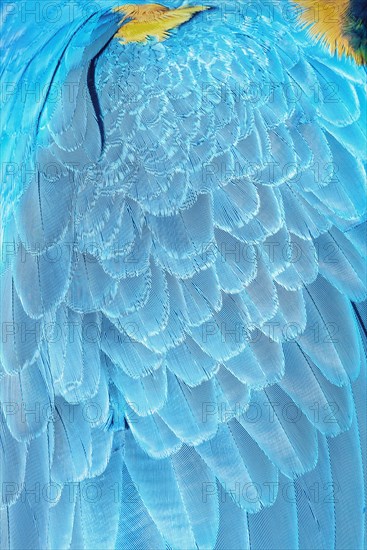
(294, 0, 365, 64)
(114, 3, 209, 44)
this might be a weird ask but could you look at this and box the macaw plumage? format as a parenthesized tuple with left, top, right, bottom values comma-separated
(296, 0, 367, 65)
(0, 1, 366, 549)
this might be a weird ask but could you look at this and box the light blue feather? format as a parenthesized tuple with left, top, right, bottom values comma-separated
(1, 0, 366, 548)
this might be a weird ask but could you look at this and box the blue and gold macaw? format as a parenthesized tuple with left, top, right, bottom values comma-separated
(1, 0, 366, 548)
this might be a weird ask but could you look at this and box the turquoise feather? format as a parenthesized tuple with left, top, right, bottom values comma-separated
(1, 0, 366, 548)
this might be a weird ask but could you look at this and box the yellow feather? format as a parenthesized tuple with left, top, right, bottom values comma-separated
(293, 0, 363, 63)
(114, 3, 209, 44)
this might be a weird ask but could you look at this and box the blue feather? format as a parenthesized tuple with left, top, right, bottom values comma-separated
(1, 0, 366, 548)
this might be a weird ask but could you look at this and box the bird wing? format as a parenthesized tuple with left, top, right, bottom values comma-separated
(1, 1, 366, 548)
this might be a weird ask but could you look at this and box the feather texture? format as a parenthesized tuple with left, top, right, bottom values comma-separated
(1, 0, 366, 548)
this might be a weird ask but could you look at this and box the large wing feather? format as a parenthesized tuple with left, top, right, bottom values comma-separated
(1, 0, 366, 548)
